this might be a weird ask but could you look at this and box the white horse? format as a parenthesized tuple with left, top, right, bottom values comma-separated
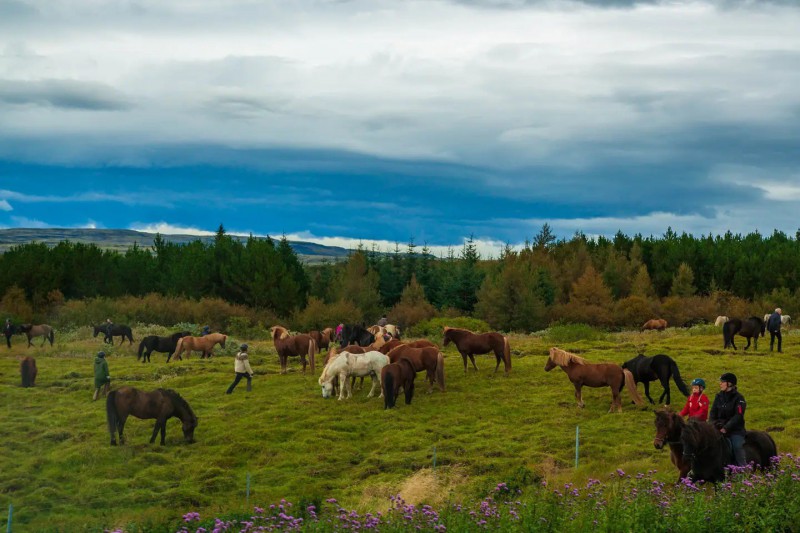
(319, 350, 389, 400)
(714, 316, 729, 327)
(763, 314, 792, 327)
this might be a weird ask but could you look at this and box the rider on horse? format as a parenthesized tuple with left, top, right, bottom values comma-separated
(709, 372, 747, 466)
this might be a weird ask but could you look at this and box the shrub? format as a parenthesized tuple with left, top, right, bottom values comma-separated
(292, 297, 362, 332)
(546, 323, 608, 343)
(408, 316, 491, 338)
(613, 296, 660, 328)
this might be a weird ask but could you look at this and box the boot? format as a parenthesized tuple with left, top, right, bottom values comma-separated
(246, 382, 252, 392)
(93, 388, 100, 401)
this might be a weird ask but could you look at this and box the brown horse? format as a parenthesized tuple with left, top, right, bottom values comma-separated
(309, 328, 334, 354)
(168, 333, 227, 362)
(386, 344, 445, 392)
(653, 409, 692, 482)
(106, 386, 197, 446)
(382, 358, 417, 408)
(378, 339, 437, 354)
(442, 326, 510, 375)
(19, 324, 55, 347)
(271, 326, 316, 374)
(544, 347, 645, 413)
(20, 356, 37, 387)
(641, 318, 668, 331)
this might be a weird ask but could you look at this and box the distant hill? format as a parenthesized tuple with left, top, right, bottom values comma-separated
(0, 228, 351, 264)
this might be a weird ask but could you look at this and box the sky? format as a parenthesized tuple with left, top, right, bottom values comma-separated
(1, 0, 799, 257)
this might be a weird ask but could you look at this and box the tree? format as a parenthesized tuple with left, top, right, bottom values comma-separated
(631, 264, 656, 299)
(670, 262, 696, 297)
(453, 236, 484, 313)
(533, 223, 557, 250)
(388, 275, 436, 329)
(336, 251, 382, 322)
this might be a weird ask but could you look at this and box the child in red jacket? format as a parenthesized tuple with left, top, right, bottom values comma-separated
(679, 378, 709, 421)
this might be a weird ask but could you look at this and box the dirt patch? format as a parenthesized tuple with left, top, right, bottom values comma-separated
(766, 426, 784, 432)
(359, 465, 469, 510)
(702, 349, 724, 356)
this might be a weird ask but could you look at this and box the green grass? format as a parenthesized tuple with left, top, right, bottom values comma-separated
(1, 326, 799, 531)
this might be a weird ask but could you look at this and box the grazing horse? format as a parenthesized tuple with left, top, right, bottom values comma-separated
(621, 354, 689, 405)
(20, 356, 37, 387)
(106, 386, 197, 446)
(723, 317, 765, 350)
(309, 328, 334, 353)
(339, 324, 375, 348)
(386, 344, 445, 392)
(271, 326, 316, 374)
(544, 347, 644, 413)
(19, 324, 55, 347)
(653, 409, 692, 482)
(382, 358, 417, 408)
(442, 326, 510, 375)
(138, 331, 191, 363)
(641, 318, 668, 331)
(318, 350, 389, 400)
(168, 333, 227, 362)
(714, 316, 729, 327)
(680, 419, 777, 482)
(92, 324, 134, 345)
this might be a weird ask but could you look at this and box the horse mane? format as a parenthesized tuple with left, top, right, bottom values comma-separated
(655, 408, 685, 430)
(160, 389, 196, 420)
(549, 347, 587, 366)
(271, 326, 290, 340)
(682, 418, 721, 452)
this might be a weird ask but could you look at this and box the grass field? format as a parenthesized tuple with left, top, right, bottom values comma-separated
(1, 325, 799, 531)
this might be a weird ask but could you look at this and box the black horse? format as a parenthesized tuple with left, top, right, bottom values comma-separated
(681, 419, 776, 482)
(137, 331, 191, 363)
(723, 317, 765, 350)
(621, 354, 689, 405)
(93, 324, 134, 345)
(339, 324, 375, 348)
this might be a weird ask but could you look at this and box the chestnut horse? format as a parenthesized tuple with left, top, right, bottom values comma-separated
(442, 326, 510, 375)
(168, 333, 227, 362)
(382, 358, 417, 408)
(386, 344, 445, 392)
(378, 339, 437, 355)
(20, 356, 37, 387)
(641, 318, 667, 331)
(106, 386, 197, 446)
(271, 326, 316, 374)
(653, 409, 692, 482)
(309, 328, 334, 353)
(544, 347, 644, 413)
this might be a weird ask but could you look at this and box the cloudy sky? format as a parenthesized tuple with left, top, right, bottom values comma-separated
(1, 0, 799, 256)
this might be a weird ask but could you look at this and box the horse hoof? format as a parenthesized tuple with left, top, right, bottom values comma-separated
(110, 441, 117, 446)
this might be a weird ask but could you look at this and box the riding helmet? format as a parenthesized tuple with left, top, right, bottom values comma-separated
(97, 351, 106, 358)
(719, 372, 737, 385)
(240, 343, 248, 351)
(691, 378, 706, 388)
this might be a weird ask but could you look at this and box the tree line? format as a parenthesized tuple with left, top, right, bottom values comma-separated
(1, 224, 799, 332)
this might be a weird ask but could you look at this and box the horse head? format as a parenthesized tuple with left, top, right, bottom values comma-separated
(182, 415, 198, 443)
(543, 355, 557, 372)
(653, 409, 683, 450)
(271, 326, 290, 341)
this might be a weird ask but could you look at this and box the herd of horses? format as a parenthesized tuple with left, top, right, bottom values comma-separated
(11, 316, 785, 484)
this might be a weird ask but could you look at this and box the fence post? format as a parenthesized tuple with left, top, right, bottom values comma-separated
(246, 473, 251, 508)
(6, 504, 12, 533)
(432, 446, 437, 471)
(575, 426, 580, 469)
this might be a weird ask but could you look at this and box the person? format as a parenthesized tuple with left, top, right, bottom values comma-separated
(104, 318, 114, 345)
(226, 344, 254, 394)
(377, 315, 388, 327)
(679, 378, 709, 422)
(4, 318, 13, 349)
(93, 351, 111, 401)
(200, 325, 211, 337)
(767, 307, 783, 353)
(709, 373, 747, 467)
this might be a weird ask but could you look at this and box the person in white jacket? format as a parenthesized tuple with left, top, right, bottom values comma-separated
(226, 344, 254, 394)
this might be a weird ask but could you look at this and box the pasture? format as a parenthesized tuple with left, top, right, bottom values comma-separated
(1, 325, 799, 531)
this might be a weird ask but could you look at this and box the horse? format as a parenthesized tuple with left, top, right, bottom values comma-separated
(714, 316, 730, 327)
(544, 347, 645, 413)
(621, 354, 689, 405)
(318, 350, 389, 400)
(339, 324, 375, 348)
(641, 318, 668, 331)
(18, 324, 55, 347)
(138, 331, 191, 363)
(680, 418, 777, 483)
(653, 409, 692, 482)
(382, 358, 417, 408)
(386, 344, 445, 393)
(378, 339, 437, 355)
(723, 317, 765, 350)
(92, 324, 134, 345)
(106, 386, 197, 446)
(309, 328, 334, 353)
(763, 314, 792, 327)
(271, 326, 316, 374)
(442, 326, 510, 375)
(20, 356, 37, 387)
(168, 333, 227, 362)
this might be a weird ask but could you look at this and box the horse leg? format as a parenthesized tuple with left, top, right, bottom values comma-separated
(150, 420, 161, 444)
(611, 386, 622, 413)
(493, 351, 502, 374)
(659, 376, 670, 405)
(160, 419, 167, 445)
(744, 337, 751, 351)
(460, 352, 468, 375)
(280, 355, 287, 374)
(574, 383, 584, 408)
(118, 415, 127, 445)
(469, 354, 478, 372)
(643, 381, 654, 404)
(367, 374, 378, 398)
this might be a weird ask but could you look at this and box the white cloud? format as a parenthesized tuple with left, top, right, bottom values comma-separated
(128, 222, 218, 236)
(0, 199, 11, 211)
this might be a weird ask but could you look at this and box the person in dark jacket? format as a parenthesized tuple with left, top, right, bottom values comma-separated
(200, 325, 211, 337)
(708, 372, 747, 466)
(4, 318, 13, 349)
(767, 308, 783, 353)
(93, 351, 111, 401)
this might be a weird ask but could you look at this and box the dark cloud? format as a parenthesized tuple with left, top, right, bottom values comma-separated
(0, 79, 133, 111)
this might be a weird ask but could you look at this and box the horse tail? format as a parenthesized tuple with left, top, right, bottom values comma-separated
(503, 335, 511, 375)
(670, 360, 690, 396)
(436, 351, 445, 392)
(308, 339, 317, 373)
(169, 337, 183, 363)
(137, 339, 146, 360)
(106, 390, 119, 441)
(623, 368, 645, 406)
(384, 371, 395, 408)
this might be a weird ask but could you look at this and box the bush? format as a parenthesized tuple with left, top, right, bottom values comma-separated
(546, 323, 608, 343)
(613, 296, 660, 328)
(292, 298, 362, 332)
(408, 316, 491, 338)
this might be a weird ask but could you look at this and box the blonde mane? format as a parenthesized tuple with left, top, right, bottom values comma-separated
(270, 325, 290, 340)
(548, 347, 587, 366)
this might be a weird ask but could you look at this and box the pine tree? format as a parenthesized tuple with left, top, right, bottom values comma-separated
(631, 264, 656, 299)
(670, 262, 697, 297)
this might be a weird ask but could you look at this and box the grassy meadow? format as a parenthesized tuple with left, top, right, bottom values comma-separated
(1, 324, 799, 531)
